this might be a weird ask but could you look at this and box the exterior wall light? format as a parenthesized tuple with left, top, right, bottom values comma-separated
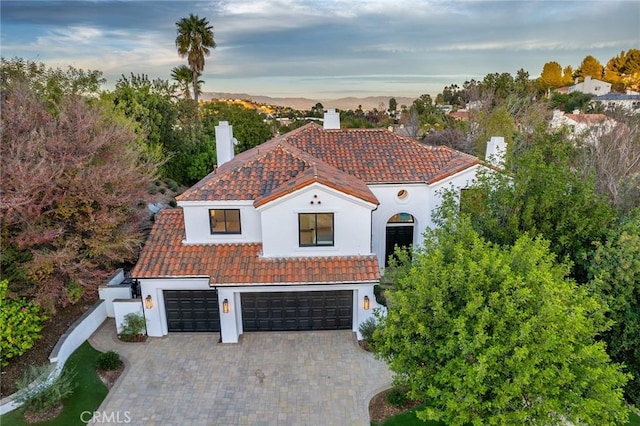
(222, 299, 230, 313)
(364, 295, 370, 310)
(145, 295, 153, 309)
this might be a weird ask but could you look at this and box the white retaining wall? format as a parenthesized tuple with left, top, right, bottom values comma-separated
(0, 301, 108, 415)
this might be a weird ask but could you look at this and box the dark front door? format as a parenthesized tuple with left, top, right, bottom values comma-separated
(241, 291, 353, 332)
(164, 290, 220, 332)
(385, 225, 414, 266)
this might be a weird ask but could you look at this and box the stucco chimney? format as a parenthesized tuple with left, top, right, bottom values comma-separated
(215, 121, 238, 167)
(485, 136, 507, 168)
(323, 109, 340, 130)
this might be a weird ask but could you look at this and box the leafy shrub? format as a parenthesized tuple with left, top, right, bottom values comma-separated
(0, 279, 47, 367)
(64, 279, 84, 304)
(166, 179, 180, 192)
(96, 351, 122, 370)
(359, 317, 377, 345)
(15, 364, 76, 415)
(386, 386, 408, 408)
(119, 312, 146, 338)
(168, 200, 177, 208)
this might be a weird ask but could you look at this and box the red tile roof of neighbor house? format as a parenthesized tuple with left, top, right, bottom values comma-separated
(132, 209, 381, 285)
(564, 113, 610, 124)
(177, 123, 480, 204)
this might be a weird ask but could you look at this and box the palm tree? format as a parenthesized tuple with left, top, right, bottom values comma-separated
(175, 14, 215, 105)
(171, 65, 194, 99)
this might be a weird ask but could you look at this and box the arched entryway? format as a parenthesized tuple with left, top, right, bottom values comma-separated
(385, 213, 415, 266)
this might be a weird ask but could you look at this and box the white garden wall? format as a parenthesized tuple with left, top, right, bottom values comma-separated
(0, 300, 108, 415)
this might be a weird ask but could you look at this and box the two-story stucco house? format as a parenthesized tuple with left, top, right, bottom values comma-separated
(132, 110, 482, 343)
(568, 76, 612, 96)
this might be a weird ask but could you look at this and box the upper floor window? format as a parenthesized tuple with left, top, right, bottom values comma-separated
(299, 213, 334, 246)
(209, 209, 241, 234)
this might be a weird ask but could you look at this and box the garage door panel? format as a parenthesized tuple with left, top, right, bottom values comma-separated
(242, 290, 353, 332)
(164, 290, 220, 332)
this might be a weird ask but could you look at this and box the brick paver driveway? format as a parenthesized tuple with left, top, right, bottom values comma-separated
(89, 321, 392, 425)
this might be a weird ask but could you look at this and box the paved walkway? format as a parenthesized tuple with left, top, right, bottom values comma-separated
(89, 321, 392, 426)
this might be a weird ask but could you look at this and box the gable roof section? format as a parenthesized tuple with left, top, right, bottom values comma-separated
(176, 139, 377, 206)
(131, 209, 380, 285)
(282, 123, 480, 184)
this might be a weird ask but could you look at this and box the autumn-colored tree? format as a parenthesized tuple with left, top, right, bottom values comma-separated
(576, 55, 604, 81)
(539, 61, 564, 88)
(563, 65, 575, 85)
(0, 85, 160, 310)
(605, 49, 640, 92)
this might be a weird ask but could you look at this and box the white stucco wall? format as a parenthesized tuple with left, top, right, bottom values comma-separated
(113, 299, 144, 334)
(138, 278, 379, 343)
(258, 183, 376, 258)
(139, 278, 211, 337)
(98, 285, 132, 317)
(179, 201, 261, 244)
(370, 166, 479, 267)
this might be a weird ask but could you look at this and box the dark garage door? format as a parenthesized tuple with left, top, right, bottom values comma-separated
(164, 290, 220, 332)
(241, 290, 353, 332)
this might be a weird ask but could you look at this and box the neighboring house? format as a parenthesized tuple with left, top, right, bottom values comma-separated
(549, 110, 616, 140)
(591, 93, 640, 112)
(132, 110, 483, 343)
(568, 76, 612, 96)
(449, 110, 470, 121)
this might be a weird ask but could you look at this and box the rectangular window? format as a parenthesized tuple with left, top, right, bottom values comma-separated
(299, 213, 334, 246)
(209, 209, 241, 234)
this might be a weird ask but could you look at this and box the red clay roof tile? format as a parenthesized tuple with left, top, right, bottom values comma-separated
(177, 123, 479, 204)
(132, 209, 380, 285)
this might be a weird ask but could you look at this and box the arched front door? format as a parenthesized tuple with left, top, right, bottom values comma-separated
(385, 213, 415, 267)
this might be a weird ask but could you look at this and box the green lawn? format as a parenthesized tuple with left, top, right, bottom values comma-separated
(1, 341, 109, 426)
(372, 404, 640, 426)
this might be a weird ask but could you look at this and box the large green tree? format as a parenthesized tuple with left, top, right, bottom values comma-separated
(460, 129, 616, 283)
(588, 211, 640, 406)
(0, 57, 104, 113)
(375, 217, 630, 426)
(175, 14, 215, 105)
(107, 73, 176, 152)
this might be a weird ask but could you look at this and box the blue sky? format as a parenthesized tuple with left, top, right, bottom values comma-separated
(1, 0, 638, 99)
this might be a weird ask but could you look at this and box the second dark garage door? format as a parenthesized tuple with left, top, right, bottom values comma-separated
(242, 290, 353, 332)
(164, 290, 220, 332)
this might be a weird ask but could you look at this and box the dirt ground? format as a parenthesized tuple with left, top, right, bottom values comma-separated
(369, 388, 424, 423)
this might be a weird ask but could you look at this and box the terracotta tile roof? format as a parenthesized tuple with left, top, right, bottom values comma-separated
(449, 111, 469, 121)
(282, 123, 480, 184)
(564, 113, 610, 124)
(132, 209, 381, 285)
(177, 141, 378, 206)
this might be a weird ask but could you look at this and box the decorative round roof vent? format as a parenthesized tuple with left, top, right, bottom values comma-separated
(397, 189, 408, 200)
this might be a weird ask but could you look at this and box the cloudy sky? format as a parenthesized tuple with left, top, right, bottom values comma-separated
(2, 0, 639, 99)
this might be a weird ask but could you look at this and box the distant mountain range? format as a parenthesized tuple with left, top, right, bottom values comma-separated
(201, 92, 416, 111)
